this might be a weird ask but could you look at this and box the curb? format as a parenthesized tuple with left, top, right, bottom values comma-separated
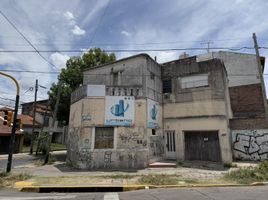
(15, 182, 267, 193)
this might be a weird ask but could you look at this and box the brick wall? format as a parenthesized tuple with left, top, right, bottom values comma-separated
(229, 84, 265, 118)
(230, 117, 268, 129)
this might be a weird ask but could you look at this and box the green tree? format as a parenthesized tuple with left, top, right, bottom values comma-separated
(48, 48, 116, 123)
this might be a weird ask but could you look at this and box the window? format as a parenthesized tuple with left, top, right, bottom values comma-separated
(152, 129, 156, 135)
(163, 79, 172, 93)
(113, 72, 118, 85)
(180, 74, 208, 89)
(150, 72, 155, 80)
(95, 127, 114, 149)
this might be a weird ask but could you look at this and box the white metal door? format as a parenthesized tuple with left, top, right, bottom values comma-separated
(165, 131, 176, 159)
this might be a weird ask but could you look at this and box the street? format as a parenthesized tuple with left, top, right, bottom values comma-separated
(0, 186, 268, 200)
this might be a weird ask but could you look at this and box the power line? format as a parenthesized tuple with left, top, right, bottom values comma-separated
(0, 10, 58, 70)
(0, 46, 256, 53)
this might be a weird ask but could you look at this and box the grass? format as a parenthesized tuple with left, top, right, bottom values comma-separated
(137, 174, 197, 185)
(22, 143, 66, 153)
(0, 172, 32, 188)
(224, 161, 268, 184)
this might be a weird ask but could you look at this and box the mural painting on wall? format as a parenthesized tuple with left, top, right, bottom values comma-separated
(105, 96, 135, 126)
(147, 99, 160, 128)
(232, 130, 268, 160)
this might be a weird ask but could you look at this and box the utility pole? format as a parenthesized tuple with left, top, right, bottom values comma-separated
(253, 33, 268, 120)
(44, 80, 62, 164)
(30, 79, 38, 154)
(0, 71, 20, 173)
(200, 41, 213, 53)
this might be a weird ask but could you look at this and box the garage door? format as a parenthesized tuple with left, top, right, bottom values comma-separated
(184, 131, 221, 162)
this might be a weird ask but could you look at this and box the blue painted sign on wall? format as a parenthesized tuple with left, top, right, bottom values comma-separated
(147, 99, 160, 128)
(105, 96, 134, 126)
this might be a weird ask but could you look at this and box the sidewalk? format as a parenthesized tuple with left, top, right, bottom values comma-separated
(1, 151, 263, 191)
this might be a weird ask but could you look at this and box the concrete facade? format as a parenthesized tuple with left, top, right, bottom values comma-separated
(67, 54, 164, 169)
(67, 51, 267, 169)
(162, 58, 232, 164)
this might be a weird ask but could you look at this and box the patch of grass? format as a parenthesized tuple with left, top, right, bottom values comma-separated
(102, 174, 135, 179)
(138, 174, 179, 185)
(224, 161, 268, 184)
(224, 163, 238, 168)
(0, 172, 32, 188)
(177, 161, 184, 167)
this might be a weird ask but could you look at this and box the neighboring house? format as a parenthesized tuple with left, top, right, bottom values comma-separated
(0, 108, 24, 154)
(197, 52, 268, 161)
(161, 57, 232, 164)
(67, 51, 267, 169)
(21, 100, 66, 144)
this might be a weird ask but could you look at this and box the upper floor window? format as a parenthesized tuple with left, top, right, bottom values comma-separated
(163, 79, 172, 93)
(180, 74, 208, 89)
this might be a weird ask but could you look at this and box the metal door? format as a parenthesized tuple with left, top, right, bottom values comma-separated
(184, 131, 221, 162)
(165, 131, 176, 159)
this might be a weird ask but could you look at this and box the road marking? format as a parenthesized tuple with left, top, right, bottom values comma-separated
(104, 192, 119, 200)
(0, 195, 76, 200)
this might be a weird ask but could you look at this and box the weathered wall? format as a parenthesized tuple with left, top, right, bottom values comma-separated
(197, 51, 261, 87)
(67, 97, 164, 169)
(232, 129, 268, 161)
(164, 117, 232, 164)
(164, 100, 227, 118)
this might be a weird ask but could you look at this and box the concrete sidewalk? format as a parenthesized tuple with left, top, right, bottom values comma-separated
(1, 151, 263, 192)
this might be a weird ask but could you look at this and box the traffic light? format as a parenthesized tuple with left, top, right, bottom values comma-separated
(3, 111, 13, 126)
(7, 111, 13, 127)
(3, 111, 8, 126)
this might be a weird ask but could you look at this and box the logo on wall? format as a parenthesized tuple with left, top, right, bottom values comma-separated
(110, 99, 129, 117)
(150, 104, 158, 120)
(105, 96, 134, 126)
(147, 99, 160, 128)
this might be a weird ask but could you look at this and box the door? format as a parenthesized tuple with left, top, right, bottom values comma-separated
(165, 131, 176, 159)
(184, 131, 221, 162)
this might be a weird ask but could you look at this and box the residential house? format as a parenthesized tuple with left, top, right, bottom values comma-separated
(67, 51, 267, 169)
(21, 100, 66, 144)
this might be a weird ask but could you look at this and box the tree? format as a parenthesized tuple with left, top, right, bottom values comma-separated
(48, 48, 116, 123)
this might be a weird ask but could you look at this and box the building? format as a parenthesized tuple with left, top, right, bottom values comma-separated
(161, 57, 232, 163)
(197, 52, 268, 161)
(21, 100, 66, 144)
(68, 54, 163, 169)
(67, 51, 267, 169)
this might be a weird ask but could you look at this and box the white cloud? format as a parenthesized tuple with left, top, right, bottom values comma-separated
(121, 30, 131, 37)
(72, 25, 86, 36)
(63, 11, 75, 21)
(50, 52, 70, 69)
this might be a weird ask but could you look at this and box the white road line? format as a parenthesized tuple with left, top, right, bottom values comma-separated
(0, 195, 76, 200)
(104, 192, 119, 200)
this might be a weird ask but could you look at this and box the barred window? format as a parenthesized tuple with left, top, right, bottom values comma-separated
(94, 127, 114, 149)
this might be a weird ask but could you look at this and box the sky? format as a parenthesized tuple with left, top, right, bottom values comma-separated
(1, 0, 268, 108)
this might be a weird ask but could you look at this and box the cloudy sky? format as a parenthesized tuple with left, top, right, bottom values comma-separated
(1, 0, 268, 108)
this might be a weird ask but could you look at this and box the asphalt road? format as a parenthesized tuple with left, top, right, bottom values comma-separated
(0, 186, 268, 200)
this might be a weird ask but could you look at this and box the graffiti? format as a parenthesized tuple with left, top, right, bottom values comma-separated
(128, 154, 137, 161)
(149, 136, 164, 156)
(104, 151, 112, 168)
(78, 149, 93, 163)
(233, 130, 268, 160)
(119, 131, 140, 143)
